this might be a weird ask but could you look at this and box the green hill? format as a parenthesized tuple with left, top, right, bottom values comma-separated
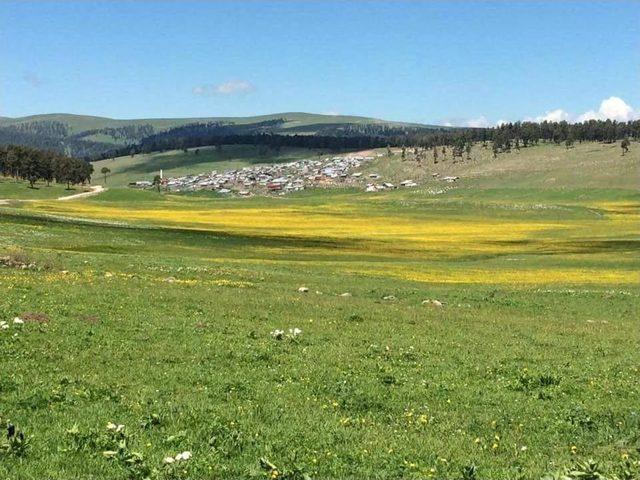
(0, 112, 432, 135)
(0, 112, 440, 158)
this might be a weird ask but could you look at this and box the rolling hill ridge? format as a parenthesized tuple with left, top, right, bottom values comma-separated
(0, 112, 443, 158)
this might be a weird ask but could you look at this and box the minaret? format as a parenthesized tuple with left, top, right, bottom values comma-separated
(160, 169, 163, 179)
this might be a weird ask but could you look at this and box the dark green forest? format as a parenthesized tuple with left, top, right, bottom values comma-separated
(0, 144, 93, 188)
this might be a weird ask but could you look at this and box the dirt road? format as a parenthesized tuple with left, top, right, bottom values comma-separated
(0, 184, 107, 204)
(57, 185, 106, 201)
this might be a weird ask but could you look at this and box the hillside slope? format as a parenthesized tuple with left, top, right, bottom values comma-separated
(89, 141, 640, 191)
(0, 112, 439, 158)
(0, 112, 430, 132)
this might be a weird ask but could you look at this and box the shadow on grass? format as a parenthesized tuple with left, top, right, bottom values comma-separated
(0, 210, 362, 253)
(491, 238, 640, 254)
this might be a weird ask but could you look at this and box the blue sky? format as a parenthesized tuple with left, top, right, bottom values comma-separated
(1, 1, 638, 125)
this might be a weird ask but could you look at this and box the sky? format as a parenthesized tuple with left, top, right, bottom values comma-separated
(1, 0, 639, 126)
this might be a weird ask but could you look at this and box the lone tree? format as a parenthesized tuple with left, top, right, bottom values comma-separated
(452, 141, 464, 162)
(565, 137, 574, 150)
(152, 174, 162, 192)
(621, 138, 630, 156)
(101, 166, 111, 184)
(433, 146, 438, 164)
(465, 143, 472, 161)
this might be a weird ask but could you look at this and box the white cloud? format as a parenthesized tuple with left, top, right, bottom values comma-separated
(594, 96, 636, 122)
(532, 108, 570, 123)
(532, 97, 638, 124)
(575, 110, 599, 123)
(466, 116, 491, 128)
(192, 80, 255, 96)
(434, 97, 638, 127)
(214, 80, 254, 95)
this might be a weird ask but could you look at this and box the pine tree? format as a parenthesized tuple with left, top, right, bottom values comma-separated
(621, 138, 630, 155)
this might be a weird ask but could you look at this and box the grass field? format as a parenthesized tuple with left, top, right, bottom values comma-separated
(0, 177, 90, 201)
(366, 142, 639, 190)
(0, 142, 639, 479)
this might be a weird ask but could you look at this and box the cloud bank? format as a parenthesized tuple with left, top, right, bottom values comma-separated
(527, 97, 638, 124)
(465, 116, 491, 128)
(444, 96, 638, 128)
(192, 80, 255, 96)
(575, 96, 637, 123)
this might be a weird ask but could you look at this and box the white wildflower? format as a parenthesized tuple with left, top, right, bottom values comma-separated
(13, 317, 24, 325)
(175, 451, 192, 461)
(163, 456, 175, 464)
(288, 327, 302, 337)
(106, 422, 124, 433)
(0, 321, 9, 330)
(270, 329, 284, 340)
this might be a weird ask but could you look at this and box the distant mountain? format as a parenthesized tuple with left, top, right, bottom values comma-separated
(0, 112, 442, 158)
(0, 112, 432, 132)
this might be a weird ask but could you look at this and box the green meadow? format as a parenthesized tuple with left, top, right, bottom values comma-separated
(0, 142, 639, 479)
(0, 177, 90, 201)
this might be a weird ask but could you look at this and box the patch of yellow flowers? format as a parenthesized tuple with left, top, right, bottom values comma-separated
(23, 197, 639, 286)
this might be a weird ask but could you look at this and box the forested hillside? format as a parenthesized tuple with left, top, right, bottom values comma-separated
(1, 111, 638, 163)
(0, 112, 434, 158)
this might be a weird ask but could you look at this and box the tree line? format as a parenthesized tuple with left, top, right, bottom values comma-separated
(1, 118, 637, 165)
(0, 144, 93, 189)
(0, 120, 157, 159)
(104, 119, 639, 159)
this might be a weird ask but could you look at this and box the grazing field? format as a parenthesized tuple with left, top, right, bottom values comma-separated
(365, 142, 639, 190)
(0, 143, 639, 479)
(0, 177, 90, 201)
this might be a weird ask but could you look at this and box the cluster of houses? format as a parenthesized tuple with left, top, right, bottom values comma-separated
(131, 153, 462, 196)
(138, 155, 384, 195)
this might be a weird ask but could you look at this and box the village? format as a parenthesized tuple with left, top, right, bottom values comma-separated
(132, 153, 459, 196)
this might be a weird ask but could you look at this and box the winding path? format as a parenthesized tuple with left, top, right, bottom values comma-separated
(0, 184, 107, 205)
(57, 184, 106, 201)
